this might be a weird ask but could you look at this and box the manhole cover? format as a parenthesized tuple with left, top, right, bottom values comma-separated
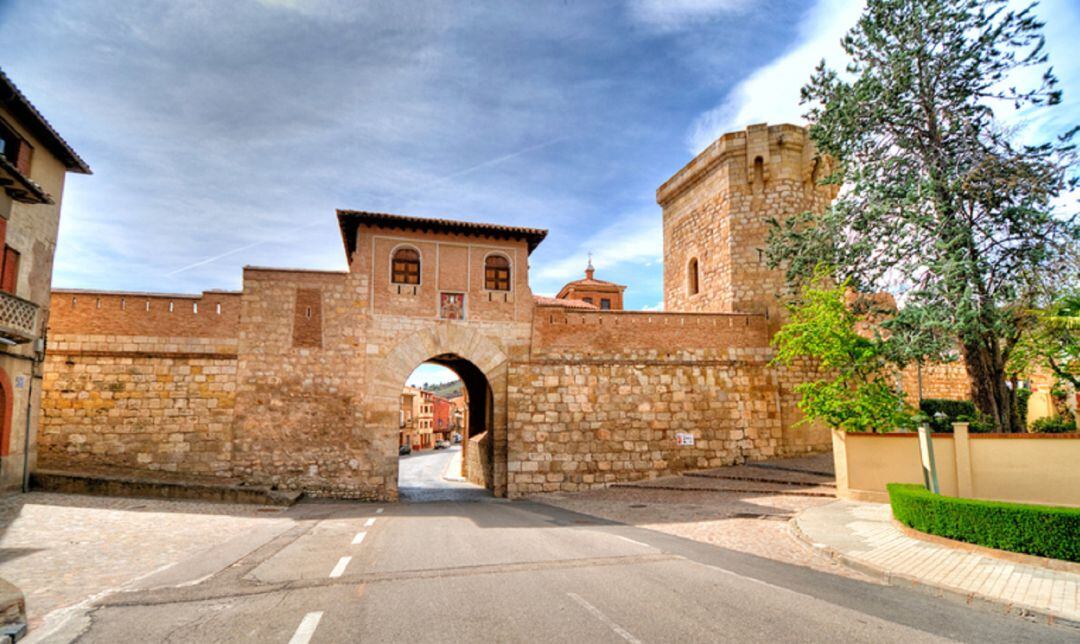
(730, 512, 786, 521)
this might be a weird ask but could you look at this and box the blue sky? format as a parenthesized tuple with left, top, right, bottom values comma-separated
(2, 0, 1077, 386)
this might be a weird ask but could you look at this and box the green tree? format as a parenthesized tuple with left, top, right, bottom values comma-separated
(1010, 290, 1080, 389)
(772, 272, 914, 433)
(768, 0, 1078, 432)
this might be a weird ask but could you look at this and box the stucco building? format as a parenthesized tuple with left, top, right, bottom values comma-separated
(37, 123, 967, 500)
(0, 69, 90, 491)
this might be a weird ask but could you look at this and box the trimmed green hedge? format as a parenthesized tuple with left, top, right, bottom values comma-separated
(887, 483, 1080, 562)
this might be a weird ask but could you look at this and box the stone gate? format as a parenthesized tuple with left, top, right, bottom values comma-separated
(37, 124, 971, 500)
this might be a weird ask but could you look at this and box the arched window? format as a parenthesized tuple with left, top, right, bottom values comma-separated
(391, 247, 420, 285)
(688, 258, 700, 295)
(484, 254, 511, 291)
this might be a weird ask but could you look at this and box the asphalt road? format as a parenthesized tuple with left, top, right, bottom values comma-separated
(397, 445, 492, 503)
(34, 459, 1076, 643)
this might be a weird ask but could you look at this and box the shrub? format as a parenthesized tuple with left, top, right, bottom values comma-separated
(1030, 416, 1077, 434)
(918, 398, 976, 432)
(887, 483, 1080, 562)
(1015, 387, 1032, 425)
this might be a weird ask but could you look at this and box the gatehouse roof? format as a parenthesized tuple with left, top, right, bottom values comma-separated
(337, 209, 548, 262)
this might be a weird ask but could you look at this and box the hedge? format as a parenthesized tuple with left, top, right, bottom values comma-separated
(887, 483, 1080, 562)
(917, 398, 993, 433)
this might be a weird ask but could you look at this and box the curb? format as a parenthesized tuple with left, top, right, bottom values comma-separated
(789, 515, 1080, 630)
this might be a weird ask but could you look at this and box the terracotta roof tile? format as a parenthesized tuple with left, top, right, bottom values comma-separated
(338, 209, 549, 260)
(533, 295, 597, 309)
(0, 68, 91, 174)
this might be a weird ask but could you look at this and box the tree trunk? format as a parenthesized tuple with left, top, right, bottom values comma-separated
(962, 339, 1020, 432)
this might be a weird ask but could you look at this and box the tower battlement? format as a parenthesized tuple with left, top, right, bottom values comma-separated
(658, 123, 838, 326)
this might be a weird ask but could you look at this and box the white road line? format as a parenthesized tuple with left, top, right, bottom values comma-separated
(567, 593, 643, 644)
(612, 535, 651, 548)
(376, 508, 384, 514)
(352, 531, 367, 545)
(329, 556, 352, 578)
(288, 611, 324, 644)
(364, 517, 376, 527)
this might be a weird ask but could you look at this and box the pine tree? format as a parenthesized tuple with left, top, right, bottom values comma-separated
(768, 0, 1078, 432)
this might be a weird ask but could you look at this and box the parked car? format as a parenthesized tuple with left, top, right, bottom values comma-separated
(434, 440, 450, 450)
(398, 444, 412, 456)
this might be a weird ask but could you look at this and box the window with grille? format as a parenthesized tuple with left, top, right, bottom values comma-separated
(391, 248, 420, 285)
(484, 255, 510, 291)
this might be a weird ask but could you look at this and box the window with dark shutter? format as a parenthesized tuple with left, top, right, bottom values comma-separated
(391, 248, 420, 285)
(484, 255, 510, 291)
(0, 120, 31, 175)
(1, 246, 19, 294)
(600, 298, 611, 310)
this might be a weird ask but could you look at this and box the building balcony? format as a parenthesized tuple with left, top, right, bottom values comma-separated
(0, 291, 38, 344)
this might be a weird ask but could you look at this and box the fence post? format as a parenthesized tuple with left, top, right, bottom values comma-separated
(953, 422, 972, 497)
(917, 424, 939, 494)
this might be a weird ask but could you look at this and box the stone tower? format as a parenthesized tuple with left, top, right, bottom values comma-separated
(657, 123, 837, 329)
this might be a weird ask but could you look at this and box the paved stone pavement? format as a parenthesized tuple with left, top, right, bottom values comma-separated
(794, 500, 1080, 625)
(0, 492, 291, 634)
(532, 473, 870, 581)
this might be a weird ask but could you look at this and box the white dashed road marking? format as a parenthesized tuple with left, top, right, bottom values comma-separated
(612, 535, 651, 548)
(329, 556, 352, 578)
(352, 532, 366, 545)
(288, 611, 324, 644)
(376, 508, 384, 514)
(567, 593, 642, 644)
(364, 517, 376, 527)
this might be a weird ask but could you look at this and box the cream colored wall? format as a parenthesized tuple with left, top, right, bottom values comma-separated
(834, 428, 1080, 507)
(0, 106, 72, 492)
(967, 436, 1080, 507)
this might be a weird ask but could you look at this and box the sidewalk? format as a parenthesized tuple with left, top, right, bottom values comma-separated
(793, 500, 1080, 626)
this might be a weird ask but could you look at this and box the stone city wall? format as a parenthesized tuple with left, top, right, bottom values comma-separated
(228, 268, 384, 498)
(504, 307, 830, 496)
(39, 333, 238, 477)
(49, 290, 241, 337)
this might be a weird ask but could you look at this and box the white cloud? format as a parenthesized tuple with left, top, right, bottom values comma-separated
(532, 209, 662, 294)
(687, 0, 863, 152)
(627, 0, 751, 31)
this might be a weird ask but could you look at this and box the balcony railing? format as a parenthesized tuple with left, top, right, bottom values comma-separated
(0, 291, 38, 344)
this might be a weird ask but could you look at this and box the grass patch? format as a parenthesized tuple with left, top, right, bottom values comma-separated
(887, 483, 1080, 562)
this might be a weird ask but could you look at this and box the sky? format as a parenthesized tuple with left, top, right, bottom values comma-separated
(2, 0, 1077, 387)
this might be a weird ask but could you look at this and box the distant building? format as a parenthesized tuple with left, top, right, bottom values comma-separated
(555, 258, 626, 310)
(432, 396, 452, 442)
(0, 69, 90, 491)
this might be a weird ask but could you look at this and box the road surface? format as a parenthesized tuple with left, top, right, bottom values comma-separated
(32, 458, 1076, 643)
(397, 445, 491, 503)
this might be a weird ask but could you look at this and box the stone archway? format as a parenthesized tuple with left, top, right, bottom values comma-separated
(368, 324, 509, 498)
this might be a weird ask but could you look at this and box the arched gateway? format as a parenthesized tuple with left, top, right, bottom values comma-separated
(373, 326, 509, 496)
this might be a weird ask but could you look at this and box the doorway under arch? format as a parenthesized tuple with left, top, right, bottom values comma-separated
(396, 354, 496, 502)
(375, 324, 511, 500)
